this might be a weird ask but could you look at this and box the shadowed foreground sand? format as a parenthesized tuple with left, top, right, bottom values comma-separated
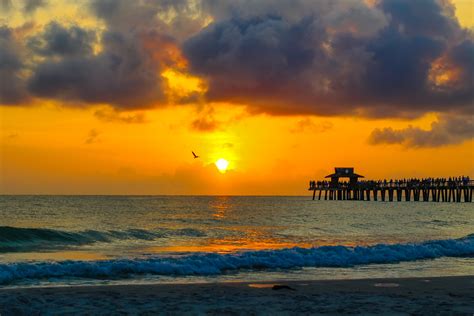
(0, 276, 473, 315)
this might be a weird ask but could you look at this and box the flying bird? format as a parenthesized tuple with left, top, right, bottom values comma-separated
(192, 151, 199, 159)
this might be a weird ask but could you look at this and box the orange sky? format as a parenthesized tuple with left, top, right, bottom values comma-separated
(0, 0, 473, 195)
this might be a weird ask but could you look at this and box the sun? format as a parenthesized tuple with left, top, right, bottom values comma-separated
(215, 158, 229, 173)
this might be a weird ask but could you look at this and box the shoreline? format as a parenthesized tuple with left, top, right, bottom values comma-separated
(1, 275, 473, 314)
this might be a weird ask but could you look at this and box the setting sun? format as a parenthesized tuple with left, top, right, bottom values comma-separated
(215, 158, 229, 173)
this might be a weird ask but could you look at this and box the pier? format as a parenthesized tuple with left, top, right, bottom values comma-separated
(309, 168, 473, 202)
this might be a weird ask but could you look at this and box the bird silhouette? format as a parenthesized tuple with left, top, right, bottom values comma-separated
(192, 151, 199, 159)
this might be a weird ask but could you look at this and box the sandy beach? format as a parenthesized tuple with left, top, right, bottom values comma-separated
(0, 276, 473, 315)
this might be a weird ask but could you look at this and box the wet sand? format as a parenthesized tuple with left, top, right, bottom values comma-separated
(0, 276, 473, 315)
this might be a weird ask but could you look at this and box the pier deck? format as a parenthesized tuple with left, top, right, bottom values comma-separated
(308, 180, 473, 202)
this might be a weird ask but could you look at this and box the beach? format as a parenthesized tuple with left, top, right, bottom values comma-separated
(1, 276, 473, 315)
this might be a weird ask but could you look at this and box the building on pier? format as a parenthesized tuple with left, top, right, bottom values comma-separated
(325, 167, 364, 188)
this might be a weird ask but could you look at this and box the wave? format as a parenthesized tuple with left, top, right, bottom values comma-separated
(0, 234, 472, 285)
(0, 226, 206, 253)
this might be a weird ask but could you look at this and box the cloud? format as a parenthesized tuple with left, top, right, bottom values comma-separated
(189, 105, 248, 132)
(27, 22, 96, 57)
(191, 116, 220, 132)
(368, 115, 474, 148)
(379, 0, 458, 39)
(201, 0, 388, 34)
(189, 105, 223, 132)
(23, 0, 47, 13)
(89, 0, 207, 42)
(0, 26, 29, 105)
(191, 109, 220, 132)
(94, 108, 147, 124)
(1, 0, 201, 108)
(85, 128, 101, 144)
(290, 118, 333, 133)
(27, 26, 167, 109)
(1, 0, 472, 120)
(3, 20, 171, 109)
(184, 0, 474, 118)
(0, 0, 11, 11)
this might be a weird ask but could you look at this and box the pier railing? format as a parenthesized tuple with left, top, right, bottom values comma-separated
(309, 180, 474, 190)
(308, 179, 473, 202)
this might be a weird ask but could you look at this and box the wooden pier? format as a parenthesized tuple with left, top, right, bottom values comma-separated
(309, 168, 473, 202)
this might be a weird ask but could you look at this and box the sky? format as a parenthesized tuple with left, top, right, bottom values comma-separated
(0, 0, 473, 195)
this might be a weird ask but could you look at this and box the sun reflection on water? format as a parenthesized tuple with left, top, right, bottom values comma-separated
(210, 196, 232, 220)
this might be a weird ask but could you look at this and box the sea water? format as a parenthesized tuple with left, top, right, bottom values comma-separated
(0, 195, 473, 287)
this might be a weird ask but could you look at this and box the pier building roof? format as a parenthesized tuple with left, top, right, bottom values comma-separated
(325, 167, 364, 179)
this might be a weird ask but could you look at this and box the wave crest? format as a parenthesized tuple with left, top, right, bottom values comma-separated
(0, 226, 205, 252)
(0, 234, 472, 284)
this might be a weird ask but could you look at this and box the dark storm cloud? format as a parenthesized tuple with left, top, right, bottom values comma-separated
(369, 115, 474, 148)
(183, 14, 328, 114)
(27, 22, 96, 57)
(184, 0, 474, 117)
(1, 0, 203, 108)
(0, 26, 29, 105)
(12, 0, 205, 109)
(2, 0, 472, 117)
(448, 39, 474, 91)
(379, 0, 458, 39)
(28, 29, 166, 109)
(24, 0, 198, 108)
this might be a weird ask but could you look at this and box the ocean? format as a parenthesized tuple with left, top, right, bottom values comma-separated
(0, 195, 473, 288)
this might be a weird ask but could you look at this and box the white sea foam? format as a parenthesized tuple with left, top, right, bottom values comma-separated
(0, 234, 472, 285)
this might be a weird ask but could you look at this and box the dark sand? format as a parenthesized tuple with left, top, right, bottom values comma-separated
(0, 276, 473, 315)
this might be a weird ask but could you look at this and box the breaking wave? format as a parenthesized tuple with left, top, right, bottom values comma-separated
(0, 234, 472, 285)
(0, 226, 206, 253)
